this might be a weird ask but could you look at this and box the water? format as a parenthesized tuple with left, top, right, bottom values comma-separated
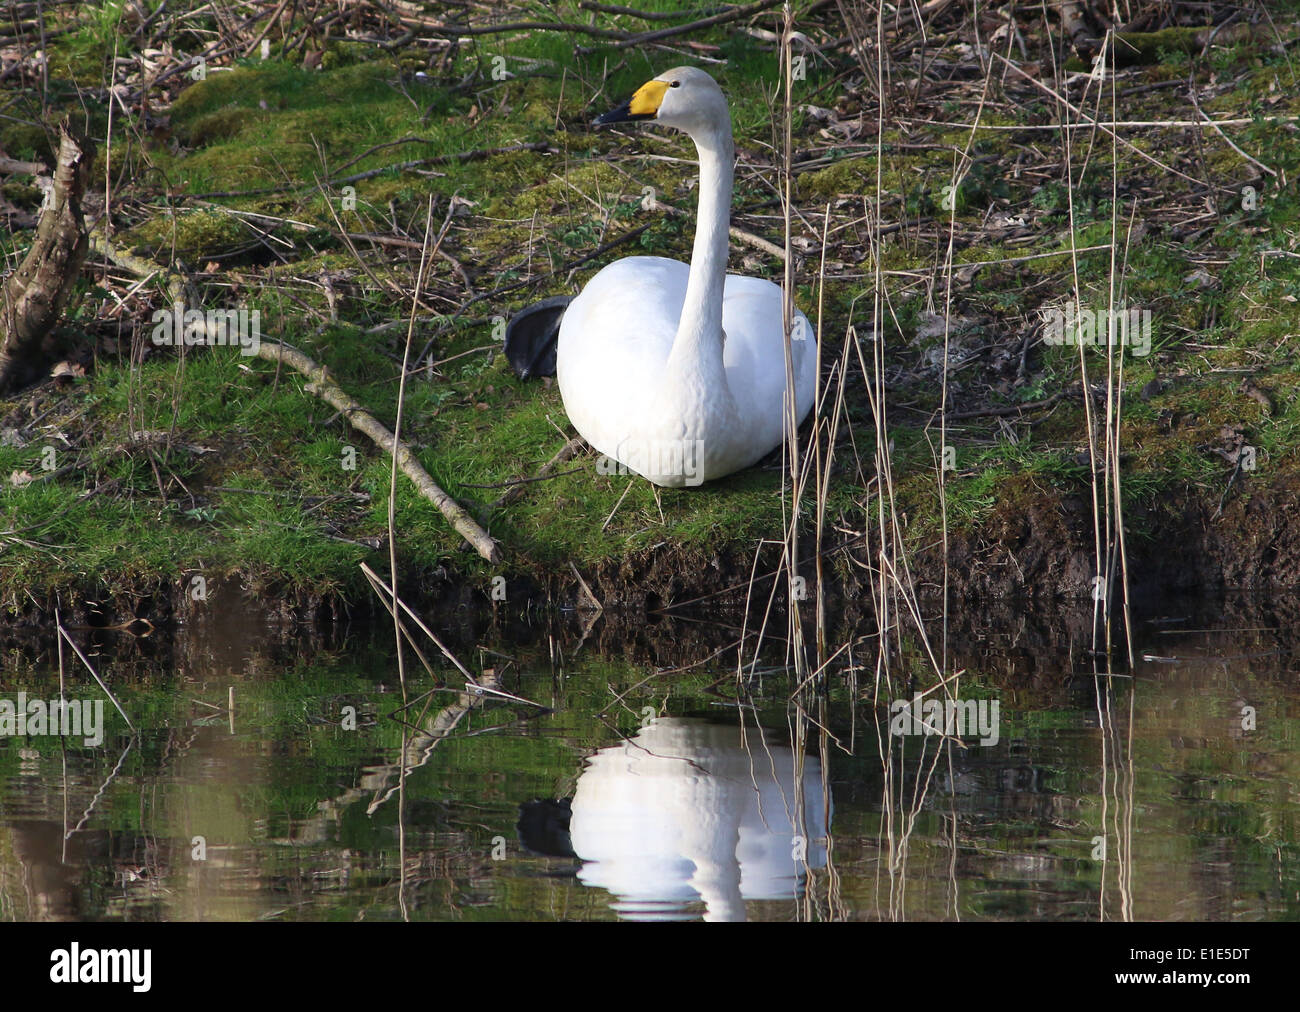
(1, 595, 1296, 921)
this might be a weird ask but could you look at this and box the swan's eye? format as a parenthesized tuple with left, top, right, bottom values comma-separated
(670, 80, 680, 88)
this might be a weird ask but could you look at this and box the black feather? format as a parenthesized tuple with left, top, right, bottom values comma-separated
(503, 295, 572, 379)
(516, 798, 575, 858)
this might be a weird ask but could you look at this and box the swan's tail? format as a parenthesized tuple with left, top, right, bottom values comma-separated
(516, 798, 575, 858)
(503, 295, 573, 379)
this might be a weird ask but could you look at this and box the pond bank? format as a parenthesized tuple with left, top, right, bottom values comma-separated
(5, 467, 1299, 631)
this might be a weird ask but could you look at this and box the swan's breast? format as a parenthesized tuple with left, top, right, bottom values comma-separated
(553, 260, 816, 486)
(720, 274, 818, 462)
(556, 257, 690, 466)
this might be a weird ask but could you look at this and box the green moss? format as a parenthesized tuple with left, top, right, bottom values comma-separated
(0, 121, 53, 164)
(1, 181, 42, 206)
(179, 106, 258, 148)
(1116, 27, 1241, 66)
(797, 156, 876, 202)
(118, 208, 248, 259)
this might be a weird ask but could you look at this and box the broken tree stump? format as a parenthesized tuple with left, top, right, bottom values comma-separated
(0, 119, 95, 392)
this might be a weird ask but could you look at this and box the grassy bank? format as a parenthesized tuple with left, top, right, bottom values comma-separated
(2, 1, 1299, 610)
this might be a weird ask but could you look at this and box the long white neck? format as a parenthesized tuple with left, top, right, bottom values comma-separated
(667, 125, 734, 373)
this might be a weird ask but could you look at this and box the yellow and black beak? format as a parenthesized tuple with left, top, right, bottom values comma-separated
(594, 79, 669, 125)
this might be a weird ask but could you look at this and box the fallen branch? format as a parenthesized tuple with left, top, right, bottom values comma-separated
(400, 17, 629, 40)
(0, 155, 47, 175)
(89, 229, 184, 298)
(252, 339, 502, 564)
(578, 1, 703, 20)
(85, 233, 498, 561)
(577, 0, 786, 53)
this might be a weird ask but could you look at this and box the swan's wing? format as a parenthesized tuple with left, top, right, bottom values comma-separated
(559, 256, 685, 369)
(557, 256, 688, 455)
(721, 275, 817, 453)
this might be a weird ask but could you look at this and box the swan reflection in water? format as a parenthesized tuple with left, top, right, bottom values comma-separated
(521, 717, 830, 921)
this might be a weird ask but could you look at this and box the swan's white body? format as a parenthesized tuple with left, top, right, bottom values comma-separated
(557, 68, 816, 488)
(569, 717, 830, 921)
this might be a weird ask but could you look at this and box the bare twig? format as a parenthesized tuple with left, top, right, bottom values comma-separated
(578, 0, 787, 53)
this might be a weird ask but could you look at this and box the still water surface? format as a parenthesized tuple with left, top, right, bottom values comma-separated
(1, 595, 1296, 921)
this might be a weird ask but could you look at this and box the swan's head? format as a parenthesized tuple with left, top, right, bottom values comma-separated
(594, 66, 730, 139)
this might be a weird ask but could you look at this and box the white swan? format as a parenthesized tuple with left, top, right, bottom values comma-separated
(568, 717, 830, 922)
(507, 67, 817, 487)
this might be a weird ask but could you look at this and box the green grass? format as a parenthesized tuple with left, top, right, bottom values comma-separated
(4, 3, 1300, 601)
